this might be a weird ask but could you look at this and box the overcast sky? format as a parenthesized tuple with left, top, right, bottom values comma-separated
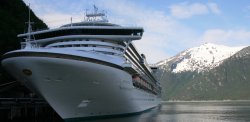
(23, 0, 250, 63)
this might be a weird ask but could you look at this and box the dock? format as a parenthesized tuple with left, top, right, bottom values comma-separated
(0, 98, 63, 121)
(0, 81, 63, 122)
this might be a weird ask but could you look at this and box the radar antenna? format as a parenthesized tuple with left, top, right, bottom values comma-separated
(85, 5, 108, 22)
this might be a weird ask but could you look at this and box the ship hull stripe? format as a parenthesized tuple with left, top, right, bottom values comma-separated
(2, 52, 124, 70)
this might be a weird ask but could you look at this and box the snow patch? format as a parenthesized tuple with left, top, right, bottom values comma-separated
(159, 43, 246, 73)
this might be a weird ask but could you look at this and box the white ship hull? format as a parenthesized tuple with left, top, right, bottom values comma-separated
(2, 51, 160, 120)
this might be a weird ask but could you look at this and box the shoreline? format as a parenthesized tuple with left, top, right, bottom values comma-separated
(161, 100, 250, 103)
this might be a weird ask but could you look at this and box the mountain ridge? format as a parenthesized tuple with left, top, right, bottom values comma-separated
(157, 43, 246, 73)
(157, 43, 250, 100)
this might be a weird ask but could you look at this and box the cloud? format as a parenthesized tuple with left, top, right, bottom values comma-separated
(207, 3, 221, 15)
(169, 2, 209, 19)
(40, 13, 82, 28)
(169, 2, 221, 19)
(244, 5, 250, 18)
(201, 29, 250, 46)
(23, 0, 85, 28)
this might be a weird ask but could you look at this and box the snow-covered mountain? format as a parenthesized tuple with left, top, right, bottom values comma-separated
(157, 44, 250, 100)
(157, 43, 246, 73)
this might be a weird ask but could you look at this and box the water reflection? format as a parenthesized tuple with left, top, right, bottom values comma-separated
(78, 101, 250, 122)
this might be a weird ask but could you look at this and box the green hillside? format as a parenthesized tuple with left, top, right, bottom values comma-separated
(0, 0, 47, 55)
(0, 0, 47, 95)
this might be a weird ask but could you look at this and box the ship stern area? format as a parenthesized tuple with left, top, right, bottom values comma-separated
(1, 49, 160, 120)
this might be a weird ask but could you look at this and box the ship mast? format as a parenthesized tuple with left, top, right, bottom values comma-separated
(25, 3, 34, 49)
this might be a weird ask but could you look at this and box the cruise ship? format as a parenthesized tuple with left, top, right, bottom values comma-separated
(1, 6, 161, 121)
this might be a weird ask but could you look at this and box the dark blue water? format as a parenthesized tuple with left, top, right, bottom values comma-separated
(82, 101, 250, 122)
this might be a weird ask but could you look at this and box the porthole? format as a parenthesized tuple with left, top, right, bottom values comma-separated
(22, 69, 32, 76)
